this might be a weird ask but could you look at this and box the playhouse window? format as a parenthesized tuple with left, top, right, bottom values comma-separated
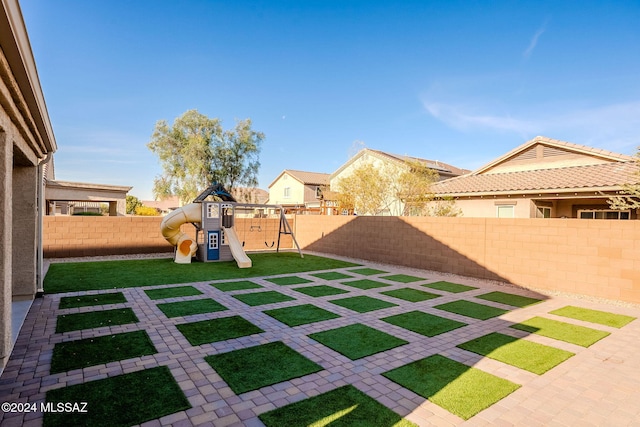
(208, 232, 218, 249)
(207, 204, 219, 218)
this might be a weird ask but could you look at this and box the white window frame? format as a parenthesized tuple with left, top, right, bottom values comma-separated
(496, 205, 515, 218)
(283, 187, 291, 199)
(536, 206, 551, 218)
(207, 203, 219, 219)
(208, 232, 219, 249)
(578, 209, 630, 220)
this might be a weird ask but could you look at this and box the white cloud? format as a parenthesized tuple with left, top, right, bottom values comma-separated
(523, 20, 549, 59)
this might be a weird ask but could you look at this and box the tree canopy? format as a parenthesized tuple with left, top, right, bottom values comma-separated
(147, 109, 264, 204)
(608, 147, 640, 211)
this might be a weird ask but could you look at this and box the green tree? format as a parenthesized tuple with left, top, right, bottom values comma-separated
(126, 195, 143, 214)
(147, 109, 264, 204)
(608, 147, 640, 210)
(395, 160, 461, 217)
(335, 163, 392, 215)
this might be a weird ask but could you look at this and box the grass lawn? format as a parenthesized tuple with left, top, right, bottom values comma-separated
(382, 311, 467, 337)
(380, 288, 441, 303)
(259, 384, 417, 427)
(511, 316, 610, 347)
(59, 292, 127, 309)
(457, 332, 574, 374)
(383, 354, 520, 420)
(176, 316, 263, 346)
(210, 280, 262, 292)
(475, 291, 543, 308)
(157, 298, 227, 318)
(549, 306, 636, 328)
(144, 285, 203, 300)
(309, 323, 408, 360)
(348, 267, 388, 276)
(56, 308, 139, 333)
(381, 274, 426, 283)
(233, 290, 296, 306)
(43, 366, 191, 427)
(434, 300, 509, 320)
(50, 330, 157, 374)
(293, 285, 350, 298)
(266, 276, 314, 286)
(341, 279, 390, 290)
(263, 304, 341, 327)
(44, 253, 359, 293)
(422, 281, 477, 293)
(310, 271, 354, 280)
(205, 341, 323, 394)
(329, 296, 398, 313)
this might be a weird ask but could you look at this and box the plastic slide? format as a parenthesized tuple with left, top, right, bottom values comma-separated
(160, 203, 201, 264)
(223, 227, 252, 268)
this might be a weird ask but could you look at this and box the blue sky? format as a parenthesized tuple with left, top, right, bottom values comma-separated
(21, 0, 640, 200)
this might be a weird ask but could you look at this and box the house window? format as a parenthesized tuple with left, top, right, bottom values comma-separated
(536, 206, 551, 218)
(496, 205, 514, 218)
(283, 187, 291, 199)
(578, 210, 630, 220)
(315, 186, 322, 199)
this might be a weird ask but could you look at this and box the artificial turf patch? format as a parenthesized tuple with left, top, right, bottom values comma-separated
(144, 285, 203, 300)
(434, 300, 509, 320)
(383, 354, 520, 420)
(293, 285, 350, 297)
(341, 279, 390, 290)
(43, 365, 191, 427)
(329, 296, 398, 313)
(157, 298, 227, 318)
(380, 288, 441, 302)
(348, 267, 388, 276)
(549, 305, 636, 328)
(210, 280, 262, 291)
(263, 304, 341, 326)
(381, 274, 426, 283)
(50, 330, 157, 374)
(311, 271, 354, 280)
(267, 276, 314, 286)
(309, 323, 408, 360)
(422, 281, 477, 293)
(176, 315, 263, 346)
(56, 308, 139, 333)
(457, 332, 574, 374)
(233, 290, 296, 306)
(475, 291, 543, 308)
(259, 384, 417, 427)
(511, 316, 610, 347)
(59, 292, 127, 309)
(205, 341, 323, 394)
(382, 311, 467, 337)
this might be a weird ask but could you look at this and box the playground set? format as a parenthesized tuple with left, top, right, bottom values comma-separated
(160, 183, 302, 267)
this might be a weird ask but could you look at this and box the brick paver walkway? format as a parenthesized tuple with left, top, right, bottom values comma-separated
(1, 255, 639, 426)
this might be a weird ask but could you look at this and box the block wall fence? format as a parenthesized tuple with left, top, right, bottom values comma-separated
(43, 215, 640, 304)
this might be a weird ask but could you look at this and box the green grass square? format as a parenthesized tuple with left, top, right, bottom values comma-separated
(233, 291, 296, 306)
(293, 285, 350, 298)
(311, 271, 354, 280)
(382, 311, 467, 337)
(176, 315, 263, 346)
(43, 366, 191, 427)
(157, 298, 227, 318)
(205, 341, 323, 394)
(381, 274, 426, 283)
(259, 384, 417, 427)
(550, 305, 636, 328)
(510, 316, 610, 347)
(50, 330, 157, 374)
(383, 354, 520, 420)
(380, 288, 441, 302)
(59, 292, 127, 309)
(348, 267, 388, 276)
(56, 308, 139, 333)
(434, 300, 509, 320)
(341, 279, 390, 290)
(330, 296, 398, 313)
(475, 291, 543, 308)
(457, 332, 574, 374)
(267, 276, 314, 286)
(422, 281, 477, 293)
(309, 323, 408, 360)
(263, 304, 341, 326)
(144, 286, 202, 300)
(211, 280, 263, 292)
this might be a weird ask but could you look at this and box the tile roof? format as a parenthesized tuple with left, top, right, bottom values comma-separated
(284, 170, 330, 185)
(433, 161, 638, 195)
(367, 149, 470, 176)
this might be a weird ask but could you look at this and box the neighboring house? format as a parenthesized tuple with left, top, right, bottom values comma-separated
(268, 170, 330, 213)
(1, 0, 57, 372)
(329, 148, 468, 215)
(142, 195, 181, 215)
(231, 187, 269, 205)
(432, 136, 638, 219)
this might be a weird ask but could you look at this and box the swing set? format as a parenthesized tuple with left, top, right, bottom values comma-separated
(234, 203, 303, 257)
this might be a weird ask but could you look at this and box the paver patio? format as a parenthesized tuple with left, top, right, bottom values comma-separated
(1, 252, 639, 426)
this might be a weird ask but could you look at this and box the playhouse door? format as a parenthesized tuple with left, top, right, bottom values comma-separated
(207, 231, 220, 261)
